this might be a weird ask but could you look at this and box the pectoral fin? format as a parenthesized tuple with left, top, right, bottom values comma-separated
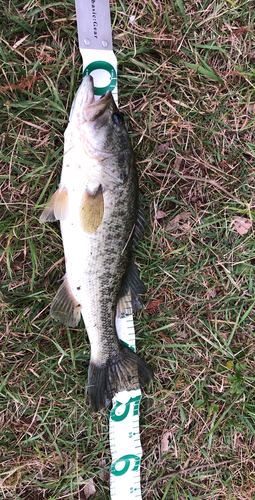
(40, 187, 69, 222)
(80, 185, 104, 233)
(50, 277, 81, 327)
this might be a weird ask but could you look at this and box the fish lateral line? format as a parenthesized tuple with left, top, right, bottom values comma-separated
(121, 222, 136, 255)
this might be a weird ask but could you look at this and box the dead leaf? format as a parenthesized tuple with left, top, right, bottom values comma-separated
(247, 103, 255, 114)
(158, 331, 173, 342)
(235, 27, 249, 35)
(151, 322, 158, 329)
(146, 298, 163, 314)
(22, 492, 45, 500)
(161, 431, 172, 454)
(176, 332, 188, 339)
(173, 156, 182, 171)
(207, 288, 217, 299)
(41, 274, 50, 288)
(10, 258, 24, 271)
(19, 415, 40, 427)
(155, 210, 167, 220)
(13, 35, 29, 49)
(158, 142, 169, 154)
(82, 478, 96, 499)
(98, 459, 108, 481)
(165, 211, 190, 232)
(250, 51, 255, 64)
(232, 216, 253, 235)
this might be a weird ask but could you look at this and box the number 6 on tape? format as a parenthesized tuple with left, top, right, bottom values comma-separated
(111, 454, 141, 476)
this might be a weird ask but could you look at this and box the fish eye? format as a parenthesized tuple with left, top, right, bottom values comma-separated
(112, 112, 124, 124)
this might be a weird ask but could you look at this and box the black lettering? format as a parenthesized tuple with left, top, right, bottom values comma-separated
(90, 0, 98, 38)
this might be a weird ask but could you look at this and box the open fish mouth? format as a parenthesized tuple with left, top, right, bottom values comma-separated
(71, 75, 112, 123)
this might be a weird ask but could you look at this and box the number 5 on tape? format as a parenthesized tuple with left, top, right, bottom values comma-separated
(111, 395, 141, 422)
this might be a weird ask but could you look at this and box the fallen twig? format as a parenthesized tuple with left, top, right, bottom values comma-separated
(150, 172, 243, 205)
(145, 459, 237, 485)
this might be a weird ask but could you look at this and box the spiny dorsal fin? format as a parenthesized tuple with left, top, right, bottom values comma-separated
(50, 277, 81, 327)
(117, 259, 146, 317)
(79, 185, 104, 233)
(132, 207, 146, 248)
(40, 187, 69, 222)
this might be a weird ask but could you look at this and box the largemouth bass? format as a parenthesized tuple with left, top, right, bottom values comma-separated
(40, 76, 153, 412)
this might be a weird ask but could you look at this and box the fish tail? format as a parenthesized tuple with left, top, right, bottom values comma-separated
(88, 345, 153, 412)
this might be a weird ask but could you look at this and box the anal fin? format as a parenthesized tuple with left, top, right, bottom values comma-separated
(40, 187, 69, 223)
(50, 277, 81, 327)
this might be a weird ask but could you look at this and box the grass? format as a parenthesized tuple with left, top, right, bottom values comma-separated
(1, 0, 255, 498)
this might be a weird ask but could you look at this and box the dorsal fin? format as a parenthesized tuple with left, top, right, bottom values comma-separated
(116, 207, 147, 317)
(132, 207, 146, 248)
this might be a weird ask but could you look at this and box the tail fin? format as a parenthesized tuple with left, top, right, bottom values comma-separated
(87, 345, 153, 412)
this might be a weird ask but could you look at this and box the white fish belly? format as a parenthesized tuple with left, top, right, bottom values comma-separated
(59, 185, 115, 363)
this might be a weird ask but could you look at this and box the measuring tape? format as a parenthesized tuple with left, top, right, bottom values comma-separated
(74, 1, 143, 498)
(75, 0, 118, 103)
(111, 306, 143, 498)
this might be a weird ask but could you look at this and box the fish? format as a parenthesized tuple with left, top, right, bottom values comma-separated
(40, 75, 153, 412)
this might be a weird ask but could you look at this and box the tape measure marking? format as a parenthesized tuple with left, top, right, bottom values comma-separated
(83, 60, 117, 95)
(111, 454, 141, 476)
(110, 388, 142, 499)
(111, 395, 141, 422)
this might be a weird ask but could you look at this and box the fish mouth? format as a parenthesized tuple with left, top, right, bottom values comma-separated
(72, 75, 113, 123)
